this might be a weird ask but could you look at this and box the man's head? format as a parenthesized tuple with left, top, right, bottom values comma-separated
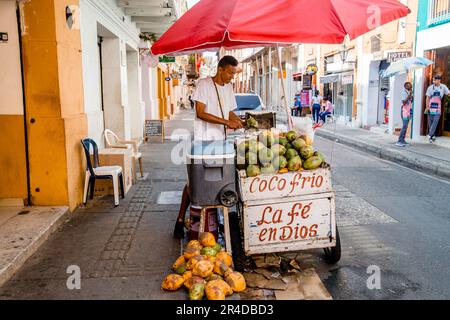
(315, 90, 320, 96)
(433, 75, 442, 86)
(216, 55, 239, 84)
(404, 82, 412, 90)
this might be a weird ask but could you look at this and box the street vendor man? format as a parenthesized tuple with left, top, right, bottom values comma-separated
(174, 55, 244, 238)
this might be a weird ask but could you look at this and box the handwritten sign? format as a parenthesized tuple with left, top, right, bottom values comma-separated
(238, 168, 332, 202)
(243, 193, 336, 255)
(144, 120, 164, 143)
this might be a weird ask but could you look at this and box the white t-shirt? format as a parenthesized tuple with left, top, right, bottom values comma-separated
(426, 84, 450, 99)
(193, 77, 237, 141)
(311, 95, 322, 105)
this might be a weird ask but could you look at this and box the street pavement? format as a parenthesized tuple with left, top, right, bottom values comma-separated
(315, 136, 450, 299)
(0, 110, 449, 299)
(315, 123, 450, 180)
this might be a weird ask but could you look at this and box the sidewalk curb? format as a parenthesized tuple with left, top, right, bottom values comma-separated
(315, 129, 450, 180)
(0, 207, 70, 288)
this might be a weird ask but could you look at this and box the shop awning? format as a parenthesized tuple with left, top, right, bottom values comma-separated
(320, 74, 339, 84)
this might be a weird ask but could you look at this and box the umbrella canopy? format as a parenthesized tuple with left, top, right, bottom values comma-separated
(382, 57, 434, 78)
(151, 0, 410, 55)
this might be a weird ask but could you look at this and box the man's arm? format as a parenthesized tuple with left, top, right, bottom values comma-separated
(196, 101, 243, 129)
(425, 96, 430, 113)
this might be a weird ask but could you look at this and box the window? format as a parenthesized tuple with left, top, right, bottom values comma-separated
(325, 55, 334, 64)
(370, 34, 381, 53)
(428, 0, 450, 26)
(371, 35, 381, 53)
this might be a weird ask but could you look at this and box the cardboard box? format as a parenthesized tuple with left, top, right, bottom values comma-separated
(92, 148, 133, 197)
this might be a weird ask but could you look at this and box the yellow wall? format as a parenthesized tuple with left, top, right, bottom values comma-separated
(0, 1, 28, 201)
(21, 0, 87, 211)
(157, 67, 164, 119)
(158, 65, 171, 119)
(0, 116, 28, 200)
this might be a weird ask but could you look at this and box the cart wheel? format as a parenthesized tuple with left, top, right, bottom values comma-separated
(228, 211, 246, 272)
(323, 226, 341, 264)
(219, 189, 238, 207)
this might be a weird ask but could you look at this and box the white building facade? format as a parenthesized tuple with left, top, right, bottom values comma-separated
(80, 0, 187, 147)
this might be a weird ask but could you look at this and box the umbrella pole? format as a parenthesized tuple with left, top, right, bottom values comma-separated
(276, 44, 293, 130)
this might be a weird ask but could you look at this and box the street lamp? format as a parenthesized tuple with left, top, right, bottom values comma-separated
(339, 42, 349, 63)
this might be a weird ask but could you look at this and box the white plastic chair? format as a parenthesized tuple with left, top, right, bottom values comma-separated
(104, 129, 144, 183)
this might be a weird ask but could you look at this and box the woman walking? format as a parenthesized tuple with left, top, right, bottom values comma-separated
(311, 90, 323, 124)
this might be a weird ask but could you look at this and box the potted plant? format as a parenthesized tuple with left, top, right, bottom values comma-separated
(139, 32, 158, 49)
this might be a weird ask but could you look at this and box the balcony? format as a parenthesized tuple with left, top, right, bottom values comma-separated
(428, 0, 450, 26)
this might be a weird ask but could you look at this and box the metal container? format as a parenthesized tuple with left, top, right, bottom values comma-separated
(245, 111, 276, 129)
(187, 140, 237, 207)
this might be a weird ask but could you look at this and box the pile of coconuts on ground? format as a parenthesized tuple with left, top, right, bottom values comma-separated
(161, 232, 247, 300)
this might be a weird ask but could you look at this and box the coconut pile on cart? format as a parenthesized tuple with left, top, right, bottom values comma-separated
(229, 120, 341, 268)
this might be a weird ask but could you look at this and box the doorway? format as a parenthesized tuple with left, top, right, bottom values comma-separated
(127, 46, 143, 140)
(438, 49, 450, 136)
(97, 24, 124, 138)
(377, 60, 391, 125)
(421, 48, 450, 137)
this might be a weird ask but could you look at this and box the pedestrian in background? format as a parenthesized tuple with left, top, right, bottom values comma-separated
(178, 98, 186, 110)
(319, 96, 334, 124)
(311, 90, 323, 124)
(396, 82, 413, 147)
(425, 75, 450, 143)
(292, 95, 301, 117)
(188, 95, 195, 109)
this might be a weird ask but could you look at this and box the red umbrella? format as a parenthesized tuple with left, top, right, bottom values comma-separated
(151, 0, 410, 55)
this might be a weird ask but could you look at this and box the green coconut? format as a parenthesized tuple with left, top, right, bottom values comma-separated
(285, 148, 299, 160)
(286, 131, 298, 142)
(258, 148, 274, 165)
(288, 156, 303, 171)
(303, 156, 323, 170)
(292, 138, 307, 151)
(245, 152, 258, 165)
(271, 144, 286, 156)
(300, 145, 315, 159)
(246, 165, 261, 177)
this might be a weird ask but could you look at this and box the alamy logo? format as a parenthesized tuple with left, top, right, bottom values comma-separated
(367, 5, 382, 30)
(366, 265, 381, 290)
(66, 265, 81, 290)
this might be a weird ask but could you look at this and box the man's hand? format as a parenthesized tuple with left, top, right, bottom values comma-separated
(228, 111, 245, 129)
(227, 118, 244, 129)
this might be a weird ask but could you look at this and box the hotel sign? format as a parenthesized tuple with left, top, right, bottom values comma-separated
(387, 51, 411, 63)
